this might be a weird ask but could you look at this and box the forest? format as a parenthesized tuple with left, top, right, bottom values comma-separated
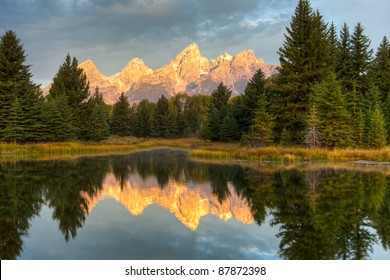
(0, 0, 389, 149)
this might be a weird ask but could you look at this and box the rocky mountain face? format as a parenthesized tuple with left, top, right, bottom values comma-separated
(44, 43, 278, 104)
(79, 58, 153, 104)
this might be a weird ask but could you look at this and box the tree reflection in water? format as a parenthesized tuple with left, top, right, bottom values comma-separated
(1, 149, 389, 259)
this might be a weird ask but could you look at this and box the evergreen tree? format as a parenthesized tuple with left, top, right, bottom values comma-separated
(111, 93, 132, 136)
(235, 69, 268, 137)
(153, 95, 174, 138)
(328, 22, 338, 70)
(242, 94, 274, 147)
(336, 23, 354, 91)
(312, 74, 353, 148)
(371, 36, 390, 103)
(304, 105, 321, 148)
(133, 100, 154, 138)
(355, 109, 366, 147)
(183, 95, 209, 136)
(42, 95, 76, 141)
(219, 110, 240, 142)
(2, 94, 25, 142)
(0, 30, 44, 141)
(350, 23, 373, 94)
(367, 106, 387, 149)
(204, 83, 232, 141)
(208, 82, 232, 112)
(170, 94, 188, 137)
(81, 88, 110, 141)
(276, 0, 331, 143)
(49, 54, 90, 138)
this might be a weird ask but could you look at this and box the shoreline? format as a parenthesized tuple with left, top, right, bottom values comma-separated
(2, 137, 390, 163)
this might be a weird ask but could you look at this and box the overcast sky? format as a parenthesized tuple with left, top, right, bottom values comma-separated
(1, 0, 389, 86)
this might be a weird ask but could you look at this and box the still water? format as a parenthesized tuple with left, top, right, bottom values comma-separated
(1, 149, 390, 260)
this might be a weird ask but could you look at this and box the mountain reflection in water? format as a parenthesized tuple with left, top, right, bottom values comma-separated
(0, 149, 390, 260)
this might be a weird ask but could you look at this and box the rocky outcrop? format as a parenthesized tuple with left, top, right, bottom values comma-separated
(78, 58, 153, 104)
(43, 43, 278, 104)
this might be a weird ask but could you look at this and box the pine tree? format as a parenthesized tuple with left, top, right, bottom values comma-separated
(276, 0, 331, 143)
(219, 110, 240, 142)
(0, 30, 44, 141)
(133, 100, 154, 138)
(350, 23, 373, 94)
(367, 106, 387, 149)
(312, 74, 353, 148)
(242, 94, 274, 147)
(355, 109, 366, 147)
(371, 36, 390, 103)
(42, 95, 76, 141)
(111, 93, 132, 136)
(328, 22, 338, 70)
(204, 83, 232, 141)
(2, 94, 25, 142)
(208, 82, 232, 112)
(235, 69, 268, 136)
(153, 95, 174, 138)
(336, 23, 354, 91)
(304, 105, 321, 148)
(49, 54, 90, 138)
(81, 88, 110, 141)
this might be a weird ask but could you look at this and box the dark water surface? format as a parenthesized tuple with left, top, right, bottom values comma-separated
(1, 149, 390, 260)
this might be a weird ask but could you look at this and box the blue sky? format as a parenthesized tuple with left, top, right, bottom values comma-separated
(1, 0, 389, 86)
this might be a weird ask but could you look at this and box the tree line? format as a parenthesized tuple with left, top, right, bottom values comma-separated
(200, 0, 390, 149)
(1, 0, 390, 148)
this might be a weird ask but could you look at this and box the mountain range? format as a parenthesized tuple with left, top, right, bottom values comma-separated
(44, 43, 278, 104)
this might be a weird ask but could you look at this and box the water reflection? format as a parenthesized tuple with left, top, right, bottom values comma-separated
(0, 149, 390, 260)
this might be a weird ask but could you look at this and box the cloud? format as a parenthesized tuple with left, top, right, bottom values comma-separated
(1, 0, 388, 85)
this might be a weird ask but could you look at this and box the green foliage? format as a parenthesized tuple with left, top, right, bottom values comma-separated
(42, 95, 76, 141)
(49, 54, 89, 138)
(2, 94, 25, 142)
(312, 74, 353, 148)
(49, 54, 89, 108)
(371, 36, 390, 103)
(132, 100, 155, 138)
(183, 95, 209, 136)
(219, 110, 240, 142)
(304, 105, 321, 148)
(111, 93, 132, 136)
(328, 22, 338, 70)
(152, 95, 175, 138)
(350, 23, 373, 93)
(234, 69, 268, 138)
(336, 23, 354, 91)
(242, 94, 274, 147)
(81, 89, 110, 141)
(276, 0, 332, 144)
(367, 107, 387, 149)
(204, 83, 232, 141)
(0, 30, 44, 142)
(208, 82, 232, 112)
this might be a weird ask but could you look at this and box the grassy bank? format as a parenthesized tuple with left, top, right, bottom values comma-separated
(189, 144, 390, 162)
(0, 137, 202, 160)
(2, 137, 390, 162)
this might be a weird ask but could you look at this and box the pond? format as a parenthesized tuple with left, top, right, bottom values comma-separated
(1, 149, 389, 260)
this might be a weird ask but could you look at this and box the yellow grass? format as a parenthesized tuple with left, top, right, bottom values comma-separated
(189, 144, 390, 162)
(2, 137, 390, 163)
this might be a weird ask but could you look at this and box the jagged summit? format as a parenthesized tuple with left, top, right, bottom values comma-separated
(51, 43, 278, 104)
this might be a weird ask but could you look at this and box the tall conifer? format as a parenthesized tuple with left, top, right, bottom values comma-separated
(49, 54, 89, 138)
(111, 93, 132, 136)
(276, 0, 331, 143)
(0, 30, 43, 141)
